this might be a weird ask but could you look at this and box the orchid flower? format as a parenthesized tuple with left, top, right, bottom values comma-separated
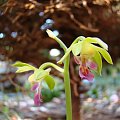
(28, 68, 56, 106)
(57, 37, 113, 81)
(73, 37, 112, 81)
(12, 61, 56, 106)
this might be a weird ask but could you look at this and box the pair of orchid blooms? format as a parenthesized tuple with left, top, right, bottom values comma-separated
(13, 29, 113, 106)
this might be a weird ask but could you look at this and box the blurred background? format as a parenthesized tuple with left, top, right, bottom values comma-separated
(0, 0, 120, 120)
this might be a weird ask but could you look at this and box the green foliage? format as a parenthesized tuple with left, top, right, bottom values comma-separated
(2, 106, 9, 114)
(47, 118, 52, 120)
(41, 88, 53, 102)
(41, 88, 60, 102)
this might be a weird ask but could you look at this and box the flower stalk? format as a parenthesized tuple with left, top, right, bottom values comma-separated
(64, 54, 72, 120)
(39, 62, 64, 73)
(47, 29, 73, 120)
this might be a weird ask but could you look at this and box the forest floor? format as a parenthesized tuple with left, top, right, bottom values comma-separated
(0, 92, 120, 120)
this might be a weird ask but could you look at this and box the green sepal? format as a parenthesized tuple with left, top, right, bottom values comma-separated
(93, 51, 102, 75)
(84, 37, 108, 50)
(12, 61, 35, 68)
(72, 42, 82, 56)
(44, 75, 55, 90)
(12, 61, 36, 73)
(16, 66, 35, 73)
(92, 45, 113, 64)
(34, 69, 49, 81)
(98, 48, 113, 64)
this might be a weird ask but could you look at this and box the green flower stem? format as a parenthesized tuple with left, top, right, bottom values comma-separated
(39, 62, 64, 73)
(64, 54, 72, 120)
(53, 36, 67, 52)
(46, 29, 67, 52)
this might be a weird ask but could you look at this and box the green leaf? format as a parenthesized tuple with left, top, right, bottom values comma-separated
(12, 61, 36, 70)
(84, 37, 108, 50)
(16, 66, 35, 73)
(72, 42, 82, 56)
(34, 69, 49, 81)
(44, 75, 55, 90)
(93, 51, 102, 75)
(2, 106, 9, 114)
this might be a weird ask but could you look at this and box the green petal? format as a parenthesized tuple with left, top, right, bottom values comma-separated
(44, 75, 55, 90)
(72, 42, 82, 56)
(93, 51, 102, 75)
(99, 48, 113, 64)
(84, 37, 108, 50)
(92, 45, 113, 64)
(34, 69, 49, 81)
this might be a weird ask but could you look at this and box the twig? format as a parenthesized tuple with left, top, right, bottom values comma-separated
(67, 11, 99, 32)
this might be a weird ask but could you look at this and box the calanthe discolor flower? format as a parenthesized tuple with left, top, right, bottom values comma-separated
(73, 37, 113, 81)
(12, 61, 55, 106)
(57, 36, 113, 81)
(28, 68, 55, 106)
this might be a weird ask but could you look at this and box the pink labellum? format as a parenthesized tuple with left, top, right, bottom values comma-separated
(87, 61, 97, 70)
(31, 83, 39, 91)
(79, 67, 94, 81)
(34, 93, 42, 106)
